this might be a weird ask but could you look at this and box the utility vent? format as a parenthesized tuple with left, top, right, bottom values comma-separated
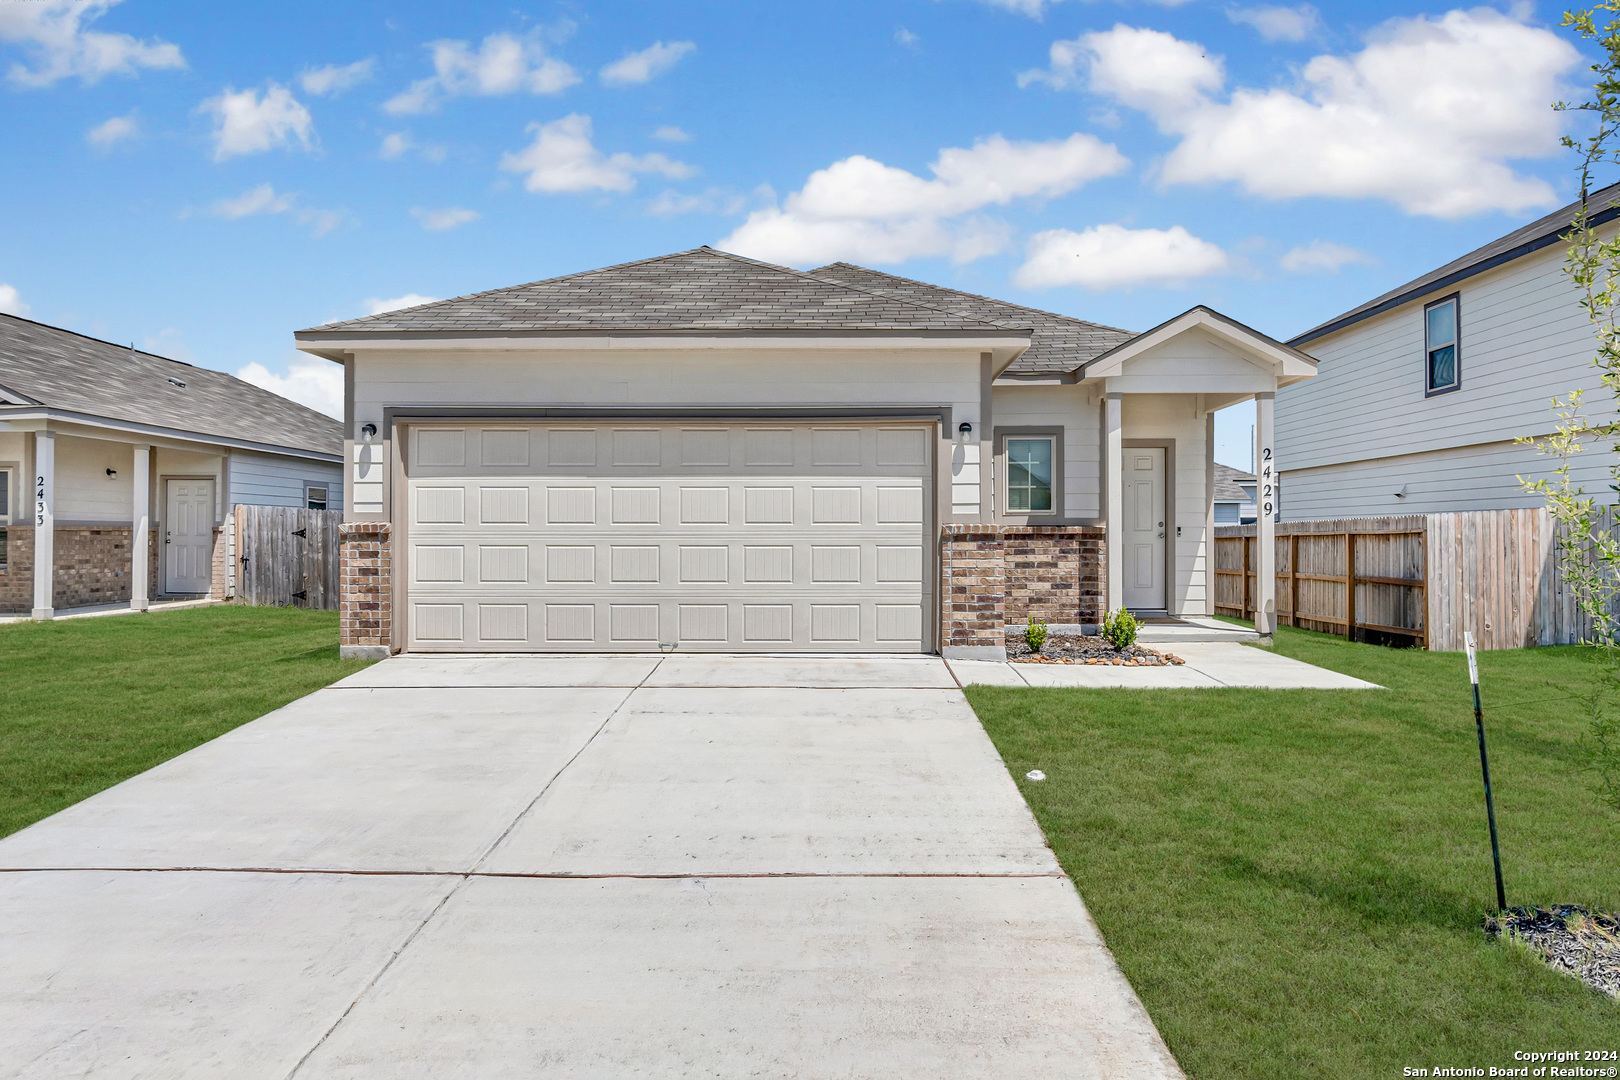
(166, 377, 186, 388)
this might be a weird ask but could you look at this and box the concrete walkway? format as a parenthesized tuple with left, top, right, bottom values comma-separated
(949, 641, 1381, 689)
(0, 655, 1184, 1079)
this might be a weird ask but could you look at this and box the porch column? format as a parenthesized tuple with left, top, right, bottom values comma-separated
(32, 430, 54, 621)
(1104, 392, 1123, 614)
(1255, 392, 1276, 640)
(130, 444, 150, 611)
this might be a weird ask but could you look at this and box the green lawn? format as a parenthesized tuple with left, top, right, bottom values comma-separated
(0, 605, 371, 839)
(967, 629, 1619, 1079)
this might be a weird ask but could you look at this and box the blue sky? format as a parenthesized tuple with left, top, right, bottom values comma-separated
(0, 0, 1595, 468)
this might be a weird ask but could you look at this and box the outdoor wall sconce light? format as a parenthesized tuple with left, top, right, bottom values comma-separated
(360, 423, 378, 442)
(105, 467, 117, 477)
(958, 421, 973, 438)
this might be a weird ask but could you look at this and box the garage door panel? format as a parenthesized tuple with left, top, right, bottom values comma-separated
(406, 422, 931, 652)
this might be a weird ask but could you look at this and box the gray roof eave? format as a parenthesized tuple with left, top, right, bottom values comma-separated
(0, 406, 343, 462)
(293, 326, 1033, 344)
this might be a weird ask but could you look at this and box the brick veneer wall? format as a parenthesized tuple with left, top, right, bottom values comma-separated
(0, 527, 166, 613)
(940, 524, 1105, 655)
(211, 525, 228, 600)
(0, 526, 32, 613)
(340, 522, 392, 657)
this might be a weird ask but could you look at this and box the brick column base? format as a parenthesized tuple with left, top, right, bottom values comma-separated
(340, 522, 393, 659)
(940, 525, 1105, 661)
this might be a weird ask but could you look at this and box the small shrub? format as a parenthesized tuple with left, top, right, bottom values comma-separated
(1102, 608, 1138, 651)
(1025, 615, 1048, 653)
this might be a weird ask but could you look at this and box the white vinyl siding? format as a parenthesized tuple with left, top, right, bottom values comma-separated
(229, 450, 343, 509)
(52, 434, 142, 524)
(1278, 242, 1608, 474)
(1281, 438, 1593, 519)
(991, 384, 1099, 519)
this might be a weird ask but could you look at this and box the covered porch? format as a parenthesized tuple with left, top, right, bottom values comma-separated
(1085, 307, 1318, 638)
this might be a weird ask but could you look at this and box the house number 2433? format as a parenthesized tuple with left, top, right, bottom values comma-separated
(36, 475, 46, 526)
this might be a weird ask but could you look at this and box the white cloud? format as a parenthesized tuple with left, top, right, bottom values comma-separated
(720, 132, 1128, 267)
(647, 188, 748, 217)
(205, 183, 346, 236)
(1015, 224, 1229, 290)
(364, 294, 439, 316)
(411, 206, 480, 231)
(1280, 240, 1376, 273)
(500, 114, 694, 194)
(379, 130, 447, 162)
(237, 357, 343, 419)
(973, 0, 1194, 17)
(895, 28, 920, 50)
(0, 0, 184, 87)
(652, 125, 690, 142)
(1054, 11, 1577, 219)
(86, 111, 138, 149)
(384, 32, 579, 114)
(211, 183, 293, 219)
(600, 40, 695, 86)
(1227, 4, 1319, 42)
(199, 83, 315, 161)
(0, 284, 29, 317)
(298, 58, 375, 96)
(141, 326, 193, 363)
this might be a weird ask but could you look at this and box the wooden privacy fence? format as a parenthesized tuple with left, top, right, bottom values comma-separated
(1216, 508, 1588, 651)
(232, 504, 341, 610)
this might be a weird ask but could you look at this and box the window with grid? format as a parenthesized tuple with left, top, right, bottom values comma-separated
(306, 484, 328, 511)
(1006, 437, 1054, 513)
(0, 468, 10, 570)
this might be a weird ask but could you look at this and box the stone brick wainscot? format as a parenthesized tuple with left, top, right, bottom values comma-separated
(940, 524, 1105, 661)
(0, 526, 216, 614)
(339, 522, 392, 659)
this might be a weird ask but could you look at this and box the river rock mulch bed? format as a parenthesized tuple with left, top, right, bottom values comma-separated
(1005, 633, 1185, 666)
(1484, 906, 1620, 1000)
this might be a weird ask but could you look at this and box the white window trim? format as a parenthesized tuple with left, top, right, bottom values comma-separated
(305, 482, 329, 511)
(0, 464, 14, 570)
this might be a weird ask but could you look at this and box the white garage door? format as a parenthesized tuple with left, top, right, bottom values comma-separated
(404, 421, 933, 652)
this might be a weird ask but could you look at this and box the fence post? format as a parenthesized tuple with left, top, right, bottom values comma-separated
(1290, 533, 1300, 629)
(1345, 532, 1357, 643)
(1243, 536, 1252, 621)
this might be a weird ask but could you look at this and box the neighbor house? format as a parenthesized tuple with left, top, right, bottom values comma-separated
(295, 248, 1316, 659)
(0, 313, 344, 618)
(1276, 184, 1618, 519)
(1212, 463, 1257, 525)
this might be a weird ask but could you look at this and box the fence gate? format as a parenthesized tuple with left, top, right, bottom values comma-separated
(234, 505, 341, 609)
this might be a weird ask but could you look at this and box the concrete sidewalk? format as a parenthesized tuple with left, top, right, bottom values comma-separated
(948, 641, 1381, 689)
(0, 654, 1184, 1079)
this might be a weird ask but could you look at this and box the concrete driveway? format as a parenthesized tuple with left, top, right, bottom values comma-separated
(0, 654, 1183, 1079)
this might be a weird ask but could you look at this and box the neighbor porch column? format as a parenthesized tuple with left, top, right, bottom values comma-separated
(32, 430, 54, 621)
(130, 443, 150, 611)
(1104, 392, 1123, 614)
(1255, 392, 1276, 640)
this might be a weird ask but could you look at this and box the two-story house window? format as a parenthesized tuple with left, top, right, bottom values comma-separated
(1425, 295, 1460, 395)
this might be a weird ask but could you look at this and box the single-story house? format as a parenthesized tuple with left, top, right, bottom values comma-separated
(1277, 183, 1618, 518)
(0, 313, 344, 618)
(295, 248, 1317, 659)
(1212, 463, 1257, 525)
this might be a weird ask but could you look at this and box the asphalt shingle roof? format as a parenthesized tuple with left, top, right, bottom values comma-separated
(1291, 180, 1620, 346)
(1213, 463, 1254, 503)
(809, 263, 1137, 375)
(300, 248, 1023, 335)
(0, 313, 342, 456)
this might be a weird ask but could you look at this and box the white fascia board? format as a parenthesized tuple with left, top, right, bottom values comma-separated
(1085, 309, 1316, 380)
(1104, 373, 1278, 395)
(0, 408, 341, 463)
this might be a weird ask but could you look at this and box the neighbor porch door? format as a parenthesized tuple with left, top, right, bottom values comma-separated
(164, 479, 214, 595)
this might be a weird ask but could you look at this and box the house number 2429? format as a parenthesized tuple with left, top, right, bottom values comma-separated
(1259, 447, 1276, 519)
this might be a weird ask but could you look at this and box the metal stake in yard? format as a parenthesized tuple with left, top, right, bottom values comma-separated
(1465, 632, 1507, 912)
